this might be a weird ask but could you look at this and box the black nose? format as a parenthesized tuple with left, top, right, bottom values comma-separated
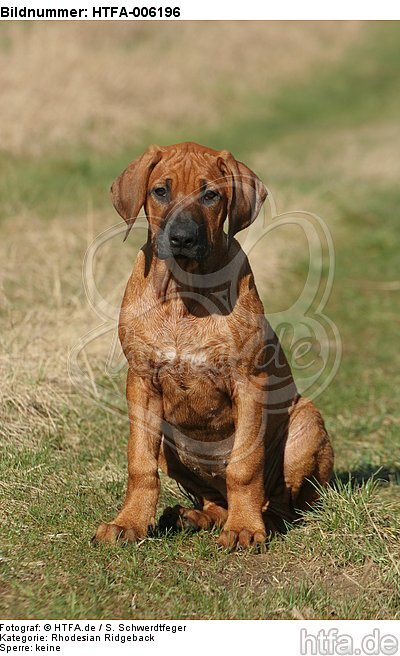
(168, 219, 198, 250)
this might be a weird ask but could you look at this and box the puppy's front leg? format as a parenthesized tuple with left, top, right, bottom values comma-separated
(94, 370, 162, 544)
(218, 383, 267, 550)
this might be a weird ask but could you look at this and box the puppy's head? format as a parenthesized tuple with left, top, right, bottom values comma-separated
(111, 142, 267, 262)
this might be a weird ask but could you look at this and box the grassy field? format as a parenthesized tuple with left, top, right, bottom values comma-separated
(0, 22, 399, 619)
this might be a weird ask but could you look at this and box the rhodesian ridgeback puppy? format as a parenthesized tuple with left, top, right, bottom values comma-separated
(94, 142, 333, 550)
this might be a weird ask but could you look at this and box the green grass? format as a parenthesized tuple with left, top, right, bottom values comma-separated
(1, 22, 400, 619)
(1, 425, 399, 618)
(312, 186, 400, 474)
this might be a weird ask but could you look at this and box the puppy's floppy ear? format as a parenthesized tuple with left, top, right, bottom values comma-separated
(217, 150, 267, 242)
(110, 145, 162, 241)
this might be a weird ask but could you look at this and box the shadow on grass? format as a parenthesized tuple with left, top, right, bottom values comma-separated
(155, 466, 399, 546)
(333, 465, 400, 488)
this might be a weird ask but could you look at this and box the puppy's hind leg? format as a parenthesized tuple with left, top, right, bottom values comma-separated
(284, 397, 333, 510)
(264, 397, 333, 531)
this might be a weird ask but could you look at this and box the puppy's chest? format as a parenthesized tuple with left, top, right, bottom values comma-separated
(156, 342, 234, 446)
(152, 320, 232, 392)
(132, 319, 232, 436)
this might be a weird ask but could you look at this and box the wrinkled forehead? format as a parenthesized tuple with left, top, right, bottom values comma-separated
(148, 148, 222, 193)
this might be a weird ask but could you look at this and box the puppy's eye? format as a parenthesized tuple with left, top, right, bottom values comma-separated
(153, 187, 167, 198)
(203, 190, 219, 203)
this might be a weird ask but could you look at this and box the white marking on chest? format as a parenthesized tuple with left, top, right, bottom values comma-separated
(183, 351, 208, 366)
(157, 348, 208, 366)
(157, 348, 177, 362)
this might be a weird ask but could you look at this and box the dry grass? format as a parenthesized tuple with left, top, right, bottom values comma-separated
(253, 119, 400, 194)
(0, 212, 122, 447)
(313, 120, 400, 185)
(0, 21, 363, 156)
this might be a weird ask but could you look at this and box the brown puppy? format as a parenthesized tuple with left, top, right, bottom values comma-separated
(94, 142, 333, 550)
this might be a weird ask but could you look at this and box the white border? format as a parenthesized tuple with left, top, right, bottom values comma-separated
(1, 0, 400, 20)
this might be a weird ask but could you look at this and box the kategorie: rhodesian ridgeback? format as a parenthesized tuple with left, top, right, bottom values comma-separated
(94, 142, 333, 550)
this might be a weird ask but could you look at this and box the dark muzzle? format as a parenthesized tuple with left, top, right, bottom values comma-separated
(156, 212, 207, 261)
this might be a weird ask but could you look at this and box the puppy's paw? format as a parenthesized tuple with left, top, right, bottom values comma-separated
(217, 526, 267, 551)
(92, 522, 142, 545)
